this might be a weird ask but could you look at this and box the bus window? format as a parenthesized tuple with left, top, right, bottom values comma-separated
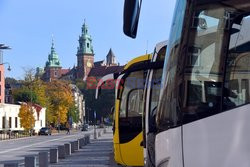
(119, 70, 145, 144)
(223, 15, 250, 110)
(149, 69, 162, 131)
(127, 89, 143, 117)
(119, 70, 144, 118)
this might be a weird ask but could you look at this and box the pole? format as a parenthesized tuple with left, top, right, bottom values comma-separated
(30, 85, 32, 136)
(93, 111, 97, 139)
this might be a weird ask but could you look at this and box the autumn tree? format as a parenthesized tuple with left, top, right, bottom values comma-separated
(46, 80, 74, 125)
(18, 104, 35, 130)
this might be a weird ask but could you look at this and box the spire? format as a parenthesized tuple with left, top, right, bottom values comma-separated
(46, 37, 61, 68)
(106, 48, 116, 66)
(77, 20, 94, 55)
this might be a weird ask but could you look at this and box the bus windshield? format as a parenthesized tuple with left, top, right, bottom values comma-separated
(157, 0, 250, 130)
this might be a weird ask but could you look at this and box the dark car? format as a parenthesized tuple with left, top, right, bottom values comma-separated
(81, 124, 89, 131)
(38, 127, 52, 135)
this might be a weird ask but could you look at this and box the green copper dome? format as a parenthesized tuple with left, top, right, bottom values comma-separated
(46, 39, 61, 68)
(77, 20, 94, 55)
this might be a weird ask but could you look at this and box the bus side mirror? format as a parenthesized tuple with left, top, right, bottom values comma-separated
(123, 0, 141, 38)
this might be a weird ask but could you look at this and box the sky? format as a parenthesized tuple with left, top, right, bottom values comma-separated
(0, 0, 176, 79)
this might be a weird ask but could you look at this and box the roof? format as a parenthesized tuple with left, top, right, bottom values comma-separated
(124, 54, 151, 70)
(61, 69, 70, 75)
(94, 60, 105, 67)
(88, 65, 124, 77)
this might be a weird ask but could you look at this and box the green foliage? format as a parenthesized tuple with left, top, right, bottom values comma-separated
(5, 77, 19, 85)
(67, 105, 80, 123)
(13, 88, 38, 104)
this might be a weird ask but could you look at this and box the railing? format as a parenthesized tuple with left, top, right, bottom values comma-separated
(0, 130, 31, 141)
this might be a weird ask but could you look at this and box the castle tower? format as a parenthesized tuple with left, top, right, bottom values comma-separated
(76, 20, 94, 79)
(106, 48, 117, 66)
(44, 39, 62, 81)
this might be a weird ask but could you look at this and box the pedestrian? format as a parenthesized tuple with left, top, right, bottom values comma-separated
(66, 122, 70, 135)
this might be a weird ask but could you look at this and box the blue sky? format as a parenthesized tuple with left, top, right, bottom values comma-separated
(0, 0, 176, 79)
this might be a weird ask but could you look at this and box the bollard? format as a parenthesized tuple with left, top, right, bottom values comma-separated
(64, 143, 71, 156)
(104, 127, 107, 133)
(85, 135, 90, 144)
(79, 138, 85, 148)
(74, 140, 79, 151)
(50, 148, 58, 163)
(4, 163, 18, 167)
(58, 145, 65, 159)
(70, 141, 75, 153)
(25, 156, 36, 167)
(78, 138, 82, 149)
(98, 131, 101, 137)
(87, 135, 90, 143)
(39, 152, 48, 167)
(94, 127, 97, 139)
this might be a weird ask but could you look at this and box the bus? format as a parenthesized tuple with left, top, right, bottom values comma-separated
(123, 0, 250, 167)
(142, 41, 166, 167)
(96, 54, 151, 166)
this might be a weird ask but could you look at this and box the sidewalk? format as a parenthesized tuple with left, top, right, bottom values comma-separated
(50, 128, 120, 167)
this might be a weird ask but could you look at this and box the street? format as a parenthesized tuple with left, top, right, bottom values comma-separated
(0, 129, 94, 166)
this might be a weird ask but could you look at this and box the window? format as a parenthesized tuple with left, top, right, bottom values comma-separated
(119, 70, 145, 118)
(127, 89, 143, 117)
(148, 68, 163, 132)
(2, 117, 5, 129)
(54, 71, 57, 77)
(15, 117, 18, 128)
(87, 43, 89, 48)
(223, 15, 250, 110)
(188, 46, 201, 66)
(157, 2, 239, 128)
(9, 117, 12, 128)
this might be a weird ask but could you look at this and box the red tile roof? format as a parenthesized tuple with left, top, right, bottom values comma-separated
(88, 65, 124, 77)
(61, 69, 70, 75)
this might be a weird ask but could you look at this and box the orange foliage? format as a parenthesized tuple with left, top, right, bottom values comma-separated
(18, 104, 35, 130)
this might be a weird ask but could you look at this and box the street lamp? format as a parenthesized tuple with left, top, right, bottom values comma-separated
(0, 44, 11, 69)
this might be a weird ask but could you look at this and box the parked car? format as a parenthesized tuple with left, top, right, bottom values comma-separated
(56, 125, 68, 131)
(81, 124, 89, 131)
(38, 127, 52, 135)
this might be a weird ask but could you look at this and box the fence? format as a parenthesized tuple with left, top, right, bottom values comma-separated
(0, 130, 30, 141)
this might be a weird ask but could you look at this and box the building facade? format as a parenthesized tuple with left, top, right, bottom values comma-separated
(0, 103, 46, 133)
(70, 84, 85, 124)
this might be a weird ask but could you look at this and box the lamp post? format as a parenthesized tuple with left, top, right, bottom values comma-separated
(0, 44, 11, 64)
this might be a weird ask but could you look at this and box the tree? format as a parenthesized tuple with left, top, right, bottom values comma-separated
(67, 105, 80, 123)
(18, 104, 35, 130)
(46, 80, 74, 124)
(13, 88, 38, 104)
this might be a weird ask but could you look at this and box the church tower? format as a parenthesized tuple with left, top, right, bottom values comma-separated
(106, 48, 117, 66)
(76, 20, 94, 79)
(44, 39, 62, 81)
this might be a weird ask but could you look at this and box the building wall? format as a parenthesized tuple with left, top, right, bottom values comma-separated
(0, 65, 4, 103)
(0, 104, 46, 133)
(44, 67, 62, 81)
